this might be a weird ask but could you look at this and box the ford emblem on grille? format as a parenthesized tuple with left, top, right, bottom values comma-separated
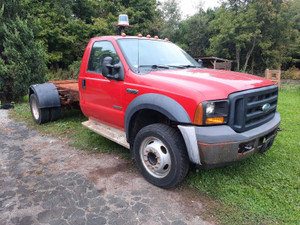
(262, 103, 271, 112)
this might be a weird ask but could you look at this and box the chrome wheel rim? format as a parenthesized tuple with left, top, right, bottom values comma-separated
(140, 137, 171, 178)
(31, 98, 39, 120)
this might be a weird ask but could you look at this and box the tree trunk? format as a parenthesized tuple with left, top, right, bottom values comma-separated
(250, 55, 254, 74)
(242, 37, 256, 73)
(236, 47, 240, 71)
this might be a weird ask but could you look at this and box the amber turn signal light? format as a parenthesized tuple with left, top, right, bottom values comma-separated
(205, 117, 224, 124)
(193, 103, 203, 125)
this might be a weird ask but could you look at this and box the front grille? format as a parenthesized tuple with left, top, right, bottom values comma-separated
(228, 85, 278, 133)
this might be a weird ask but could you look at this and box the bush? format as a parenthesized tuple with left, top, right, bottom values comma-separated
(46, 60, 82, 81)
(0, 17, 47, 103)
(281, 66, 300, 80)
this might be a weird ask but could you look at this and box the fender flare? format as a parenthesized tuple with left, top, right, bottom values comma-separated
(28, 83, 61, 108)
(124, 93, 191, 141)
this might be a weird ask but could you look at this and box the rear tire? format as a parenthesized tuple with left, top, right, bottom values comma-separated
(50, 107, 61, 122)
(30, 94, 50, 124)
(133, 123, 189, 189)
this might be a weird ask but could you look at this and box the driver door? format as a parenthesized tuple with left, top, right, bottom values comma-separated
(81, 41, 124, 129)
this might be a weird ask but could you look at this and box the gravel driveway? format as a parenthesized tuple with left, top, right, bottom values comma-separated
(0, 110, 210, 225)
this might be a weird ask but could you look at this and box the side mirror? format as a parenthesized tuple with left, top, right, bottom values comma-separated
(197, 59, 203, 67)
(102, 56, 124, 81)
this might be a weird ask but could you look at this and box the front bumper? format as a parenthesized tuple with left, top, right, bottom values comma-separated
(178, 111, 281, 167)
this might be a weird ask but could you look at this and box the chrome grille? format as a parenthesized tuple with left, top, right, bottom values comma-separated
(228, 85, 278, 133)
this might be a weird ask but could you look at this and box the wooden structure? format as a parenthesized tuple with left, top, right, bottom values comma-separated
(195, 56, 232, 71)
(265, 69, 281, 89)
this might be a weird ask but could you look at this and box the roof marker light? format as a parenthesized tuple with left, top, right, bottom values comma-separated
(138, 34, 142, 37)
(121, 33, 126, 37)
(154, 36, 159, 39)
(164, 38, 169, 41)
(146, 35, 151, 38)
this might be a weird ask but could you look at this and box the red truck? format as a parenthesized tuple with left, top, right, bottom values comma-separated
(29, 35, 281, 188)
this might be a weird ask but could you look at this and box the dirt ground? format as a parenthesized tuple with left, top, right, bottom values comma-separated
(0, 110, 213, 225)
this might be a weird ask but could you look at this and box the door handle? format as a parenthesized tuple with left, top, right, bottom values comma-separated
(82, 79, 86, 89)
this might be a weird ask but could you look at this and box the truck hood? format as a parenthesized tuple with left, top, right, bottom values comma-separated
(146, 68, 274, 100)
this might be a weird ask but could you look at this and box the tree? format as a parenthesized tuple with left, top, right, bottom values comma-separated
(122, 0, 160, 36)
(176, 9, 212, 57)
(208, 3, 263, 72)
(208, 0, 297, 73)
(0, 17, 46, 103)
(72, 0, 100, 24)
(24, 0, 160, 70)
(26, 0, 76, 69)
(160, 0, 182, 41)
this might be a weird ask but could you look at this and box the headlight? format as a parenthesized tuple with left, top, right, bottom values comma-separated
(206, 102, 215, 114)
(204, 100, 228, 125)
(193, 100, 229, 125)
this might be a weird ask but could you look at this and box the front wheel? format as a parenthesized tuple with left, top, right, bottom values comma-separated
(133, 123, 189, 189)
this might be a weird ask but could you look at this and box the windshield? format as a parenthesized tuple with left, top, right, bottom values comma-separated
(117, 39, 200, 73)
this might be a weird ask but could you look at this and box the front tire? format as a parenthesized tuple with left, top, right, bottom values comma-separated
(133, 123, 189, 189)
(30, 94, 50, 124)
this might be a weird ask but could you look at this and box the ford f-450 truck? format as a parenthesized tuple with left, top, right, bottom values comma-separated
(29, 35, 281, 188)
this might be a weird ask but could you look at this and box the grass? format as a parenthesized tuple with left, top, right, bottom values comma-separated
(8, 83, 300, 224)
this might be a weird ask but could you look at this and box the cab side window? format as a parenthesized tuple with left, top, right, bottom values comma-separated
(87, 41, 120, 74)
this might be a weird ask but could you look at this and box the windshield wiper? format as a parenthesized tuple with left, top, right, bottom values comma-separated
(139, 65, 170, 69)
(178, 65, 200, 68)
(166, 65, 186, 69)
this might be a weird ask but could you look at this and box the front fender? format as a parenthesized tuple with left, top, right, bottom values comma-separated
(124, 93, 191, 140)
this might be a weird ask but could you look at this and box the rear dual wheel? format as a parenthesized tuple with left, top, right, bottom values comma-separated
(133, 123, 189, 189)
(30, 94, 61, 124)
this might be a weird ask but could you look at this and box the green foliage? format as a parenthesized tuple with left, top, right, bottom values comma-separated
(176, 11, 212, 57)
(281, 66, 300, 80)
(208, 0, 299, 73)
(160, 0, 181, 41)
(26, 0, 80, 68)
(24, 0, 159, 69)
(46, 60, 82, 81)
(72, 0, 100, 24)
(0, 16, 46, 102)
